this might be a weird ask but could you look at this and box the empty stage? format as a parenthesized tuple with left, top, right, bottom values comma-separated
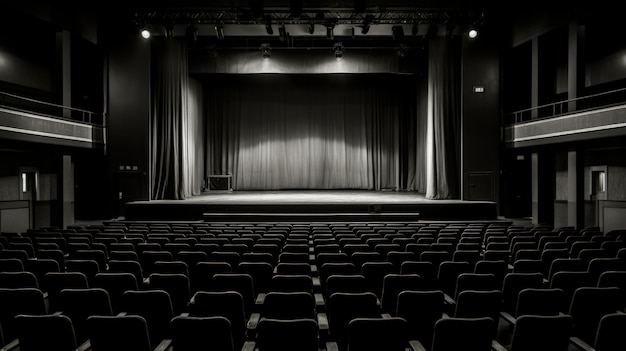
(123, 190, 497, 222)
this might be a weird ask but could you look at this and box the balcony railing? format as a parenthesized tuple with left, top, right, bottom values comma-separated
(504, 87, 626, 125)
(0, 91, 104, 126)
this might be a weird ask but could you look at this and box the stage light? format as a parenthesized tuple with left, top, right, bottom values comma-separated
(140, 27, 151, 39)
(186, 24, 198, 43)
(215, 25, 225, 40)
(264, 16, 274, 35)
(392, 25, 404, 41)
(325, 23, 335, 40)
(468, 28, 478, 39)
(279, 24, 288, 41)
(260, 43, 271, 59)
(164, 24, 174, 39)
(333, 42, 344, 59)
(308, 22, 315, 34)
(412, 22, 419, 35)
(361, 14, 374, 34)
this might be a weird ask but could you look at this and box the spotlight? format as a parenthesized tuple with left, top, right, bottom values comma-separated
(260, 43, 271, 59)
(186, 24, 198, 43)
(333, 42, 344, 59)
(361, 15, 374, 34)
(468, 28, 478, 39)
(164, 24, 174, 39)
(215, 25, 225, 40)
(264, 16, 274, 35)
(308, 22, 315, 34)
(392, 25, 404, 41)
(411, 22, 419, 35)
(325, 23, 335, 40)
(279, 24, 288, 41)
(140, 27, 151, 39)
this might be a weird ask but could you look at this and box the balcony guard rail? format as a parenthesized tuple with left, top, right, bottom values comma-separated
(0, 91, 104, 126)
(504, 87, 626, 125)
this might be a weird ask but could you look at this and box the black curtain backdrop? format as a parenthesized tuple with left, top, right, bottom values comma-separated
(204, 74, 420, 191)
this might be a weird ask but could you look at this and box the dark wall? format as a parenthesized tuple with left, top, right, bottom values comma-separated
(107, 34, 151, 218)
(461, 30, 501, 206)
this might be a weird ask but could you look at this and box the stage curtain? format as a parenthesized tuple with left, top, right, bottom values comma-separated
(151, 38, 204, 199)
(425, 37, 462, 199)
(205, 74, 416, 190)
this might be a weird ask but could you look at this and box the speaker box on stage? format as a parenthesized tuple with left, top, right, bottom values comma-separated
(208, 175, 231, 191)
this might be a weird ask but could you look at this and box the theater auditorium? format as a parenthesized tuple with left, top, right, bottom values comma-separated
(0, 1, 625, 350)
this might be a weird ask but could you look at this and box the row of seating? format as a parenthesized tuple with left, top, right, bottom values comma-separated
(0, 220, 624, 350)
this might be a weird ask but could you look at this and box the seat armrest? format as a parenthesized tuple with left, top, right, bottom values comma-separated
(241, 341, 256, 351)
(154, 338, 172, 351)
(499, 311, 516, 326)
(255, 293, 266, 305)
(76, 340, 92, 351)
(0, 338, 20, 351)
(312, 276, 321, 287)
(247, 312, 261, 330)
(569, 336, 594, 351)
(381, 313, 393, 319)
(317, 312, 329, 330)
(443, 293, 456, 306)
(314, 293, 326, 310)
(491, 340, 508, 351)
(326, 341, 340, 351)
(408, 339, 427, 351)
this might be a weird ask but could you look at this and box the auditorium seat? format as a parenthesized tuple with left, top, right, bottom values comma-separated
(65, 259, 100, 286)
(0, 288, 48, 344)
(238, 261, 274, 295)
(360, 261, 394, 298)
(567, 286, 625, 346)
(188, 291, 247, 351)
(92, 272, 139, 314)
(494, 314, 573, 351)
(501, 272, 545, 315)
(9, 313, 78, 351)
(549, 271, 595, 312)
(569, 312, 626, 351)
(412, 316, 495, 351)
(0, 271, 39, 289)
(380, 273, 422, 315)
(209, 273, 256, 318)
(436, 261, 472, 298)
(453, 290, 502, 338)
(44, 271, 89, 312)
(395, 290, 445, 350)
(335, 317, 412, 351)
(147, 273, 191, 315)
(122, 289, 174, 347)
(57, 287, 114, 344)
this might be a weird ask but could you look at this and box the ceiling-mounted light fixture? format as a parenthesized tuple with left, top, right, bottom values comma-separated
(361, 14, 374, 34)
(308, 21, 315, 34)
(140, 27, 151, 39)
(164, 23, 174, 39)
(215, 25, 225, 40)
(411, 22, 419, 35)
(264, 16, 274, 35)
(392, 25, 404, 41)
(279, 24, 288, 41)
(325, 21, 336, 40)
(186, 24, 198, 43)
(468, 28, 478, 39)
(260, 43, 271, 59)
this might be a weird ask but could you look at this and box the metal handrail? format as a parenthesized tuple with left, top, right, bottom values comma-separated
(504, 87, 626, 125)
(0, 90, 105, 126)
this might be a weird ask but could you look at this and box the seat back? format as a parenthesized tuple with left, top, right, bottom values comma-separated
(509, 314, 573, 351)
(431, 317, 495, 351)
(396, 290, 445, 349)
(58, 287, 113, 344)
(593, 312, 626, 351)
(15, 313, 77, 351)
(187, 291, 247, 351)
(87, 315, 154, 351)
(122, 289, 174, 346)
(347, 317, 408, 351)
(170, 315, 234, 351)
(568, 286, 625, 345)
(256, 318, 319, 351)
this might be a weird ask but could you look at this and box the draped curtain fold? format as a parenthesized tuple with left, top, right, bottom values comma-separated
(425, 37, 462, 199)
(151, 38, 204, 199)
(205, 74, 415, 191)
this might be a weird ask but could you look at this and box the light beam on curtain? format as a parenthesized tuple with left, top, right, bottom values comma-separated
(151, 38, 204, 199)
(205, 74, 416, 191)
(425, 37, 462, 199)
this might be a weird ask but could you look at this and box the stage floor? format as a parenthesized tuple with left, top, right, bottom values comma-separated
(124, 190, 498, 222)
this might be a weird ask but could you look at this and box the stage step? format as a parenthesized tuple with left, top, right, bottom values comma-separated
(202, 212, 421, 223)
